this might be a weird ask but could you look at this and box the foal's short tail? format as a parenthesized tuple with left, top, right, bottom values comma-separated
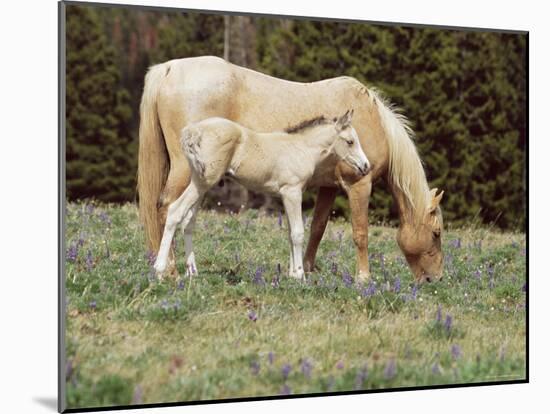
(137, 63, 169, 252)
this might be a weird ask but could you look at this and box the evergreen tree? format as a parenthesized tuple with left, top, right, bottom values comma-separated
(66, 4, 134, 201)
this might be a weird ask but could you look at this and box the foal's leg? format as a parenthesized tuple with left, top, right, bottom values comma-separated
(181, 201, 202, 278)
(281, 188, 305, 280)
(304, 187, 338, 272)
(154, 182, 201, 278)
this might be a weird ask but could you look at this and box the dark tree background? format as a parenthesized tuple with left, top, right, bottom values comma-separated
(65, 4, 527, 230)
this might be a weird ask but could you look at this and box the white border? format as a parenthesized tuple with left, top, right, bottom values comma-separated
(1, 0, 544, 412)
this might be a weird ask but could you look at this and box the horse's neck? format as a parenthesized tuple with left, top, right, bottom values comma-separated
(388, 180, 422, 228)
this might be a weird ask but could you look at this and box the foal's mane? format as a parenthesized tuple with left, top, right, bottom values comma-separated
(284, 116, 331, 134)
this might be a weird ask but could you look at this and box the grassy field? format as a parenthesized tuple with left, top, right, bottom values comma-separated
(64, 202, 526, 409)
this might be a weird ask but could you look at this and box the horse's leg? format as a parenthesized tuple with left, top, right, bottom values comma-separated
(181, 200, 202, 278)
(345, 177, 373, 282)
(281, 188, 305, 280)
(304, 186, 338, 272)
(154, 182, 201, 278)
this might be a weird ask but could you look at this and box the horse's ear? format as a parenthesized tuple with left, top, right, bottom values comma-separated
(428, 189, 444, 213)
(336, 109, 353, 130)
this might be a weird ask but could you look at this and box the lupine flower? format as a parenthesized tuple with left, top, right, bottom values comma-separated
(342, 270, 353, 288)
(248, 310, 258, 322)
(253, 267, 265, 286)
(145, 251, 156, 267)
(67, 244, 78, 262)
(436, 305, 442, 323)
(355, 364, 368, 389)
(444, 315, 453, 333)
(431, 362, 441, 375)
(250, 360, 260, 375)
(280, 384, 292, 395)
(89, 300, 97, 310)
(268, 352, 275, 365)
(177, 280, 185, 290)
(66, 359, 73, 381)
(394, 277, 401, 293)
(281, 364, 292, 380)
(85, 250, 93, 271)
(451, 344, 461, 360)
(473, 269, 482, 281)
(411, 284, 418, 301)
(331, 262, 338, 275)
(450, 238, 461, 249)
(300, 359, 313, 379)
(132, 385, 143, 404)
(99, 211, 111, 224)
(77, 235, 85, 247)
(384, 359, 396, 379)
(361, 280, 377, 297)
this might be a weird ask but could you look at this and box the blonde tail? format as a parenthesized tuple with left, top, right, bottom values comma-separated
(137, 63, 169, 252)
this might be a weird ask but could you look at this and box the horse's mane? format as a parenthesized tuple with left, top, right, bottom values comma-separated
(284, 116, 331, 134)
(367, 87, 431, 225)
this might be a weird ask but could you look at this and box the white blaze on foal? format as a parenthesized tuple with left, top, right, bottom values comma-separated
(154, 110, 370, 280)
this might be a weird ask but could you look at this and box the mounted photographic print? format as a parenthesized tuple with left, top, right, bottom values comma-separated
(59, 0, 528, 412)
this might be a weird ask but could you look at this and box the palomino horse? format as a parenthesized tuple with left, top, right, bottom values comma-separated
(138, 56, 444, 283)
(153, 111, 370, 280)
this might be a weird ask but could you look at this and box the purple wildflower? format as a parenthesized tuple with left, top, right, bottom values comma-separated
(66, 359, 73, 381)
(77, 235, 85, 247)
(132, 385, 143, 404)
(85, 250, 93, 271)
(444, 314, 453, 333)
(331, 262, 338, 275)
(99, 211, 111, 224)
(300, 358, 313, 379)
(253, 267, 265, 286)
(89, 300, 97, 310)
(281, 364, 292, 380)
(355, 364, 368, 389)
(66, 244, 78, 262)
(250, 360, 260, 375)
(336, 360, 344, 370)
(86, 204, 95, 215)
(145, 251, 156, 267)
(280, 384, 292, 395)
(278, 211, 283, 227)
(248, 310, 258, 322)
(342, 270, 353, 288)
(450, 238, 461, 249)
(431, 362, 441, 375)
(473, 269, 482, 281)
(268, 352, 275, 365)
(394, 277, 401, 293)
(411, 284, 418, 301)
(177, 279, 185, 290)
(451, 344, 461, 360)
(436, 305, 442, 323)
(361, 280, 377, 297)
(384, 359, 397, 380)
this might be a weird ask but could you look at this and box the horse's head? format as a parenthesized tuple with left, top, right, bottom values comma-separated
(397, 189, 444, 283)
(331, 110, 370, 176)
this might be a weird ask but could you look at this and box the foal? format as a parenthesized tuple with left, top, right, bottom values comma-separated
(153, 110, 370, 280)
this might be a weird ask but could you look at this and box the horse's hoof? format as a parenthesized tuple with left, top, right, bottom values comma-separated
(356, 271, 371, 283)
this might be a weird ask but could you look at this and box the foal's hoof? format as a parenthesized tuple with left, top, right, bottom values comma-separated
(289, 270, 305, 280)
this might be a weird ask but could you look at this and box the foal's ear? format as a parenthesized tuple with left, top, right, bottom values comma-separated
(336, 109, 354, 131)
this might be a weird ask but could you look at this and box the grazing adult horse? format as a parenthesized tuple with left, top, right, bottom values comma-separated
(153, 111, 370, 280)
(138, 56, 444, 283)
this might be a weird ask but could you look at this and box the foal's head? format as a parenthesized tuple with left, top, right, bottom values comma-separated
(329, 110, 370, 176)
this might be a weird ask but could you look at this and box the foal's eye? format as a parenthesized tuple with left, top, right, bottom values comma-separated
(346, 140, 353, 146)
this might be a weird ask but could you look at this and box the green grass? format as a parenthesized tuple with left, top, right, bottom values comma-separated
(64, 202, 526, 409)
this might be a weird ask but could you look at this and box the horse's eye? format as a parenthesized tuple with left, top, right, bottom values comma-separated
(346, 140, 353, 146)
